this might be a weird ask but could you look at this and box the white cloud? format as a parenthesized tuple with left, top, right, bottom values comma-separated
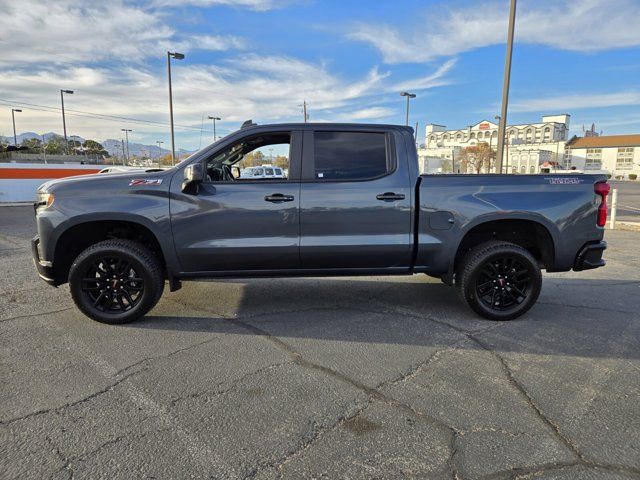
(348, 0, 640, 64)
(152, 0, 295, 10)
(391, 58, 457, 92)
(0, 56, 452, 147)
(511, 91, 640, 112)
(0, 0, 246, 65)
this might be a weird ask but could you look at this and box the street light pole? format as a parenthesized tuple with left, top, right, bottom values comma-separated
(208, 116, 221, 141)
(60, 89, 74, 154)
(495, 0, 517, 174)
(11, 108, 22, 146)
(167, 51, 185, 166)
(121, 129, 132, 163)
(400, 92, 416, 126)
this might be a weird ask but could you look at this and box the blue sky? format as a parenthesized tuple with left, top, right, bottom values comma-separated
(1, 0, 640, 149)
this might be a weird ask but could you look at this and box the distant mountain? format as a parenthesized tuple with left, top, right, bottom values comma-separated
(2, 131, 195, 158)
(102, 139, 172, 158)
(1, 132, 68, 144)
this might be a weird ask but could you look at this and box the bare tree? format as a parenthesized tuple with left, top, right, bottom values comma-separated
(459, 143, 496, 174)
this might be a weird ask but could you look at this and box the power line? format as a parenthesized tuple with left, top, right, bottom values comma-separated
(0, 97, 233, 135)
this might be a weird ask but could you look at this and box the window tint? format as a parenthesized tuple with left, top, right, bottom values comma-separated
(265, 168, 274, 175)
(314, 131, 388, 180)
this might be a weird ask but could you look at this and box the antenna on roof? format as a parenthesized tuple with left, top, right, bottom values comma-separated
(241, 120, 257, 129)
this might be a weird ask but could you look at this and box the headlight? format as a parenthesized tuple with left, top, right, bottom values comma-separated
(36, 192, 55, 209)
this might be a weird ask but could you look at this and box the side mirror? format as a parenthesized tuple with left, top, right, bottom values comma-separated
(182, 163, 203, 194)
(232, 166, 241, 179)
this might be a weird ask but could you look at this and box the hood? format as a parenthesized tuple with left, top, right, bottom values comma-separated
(38, 169, 173, 193)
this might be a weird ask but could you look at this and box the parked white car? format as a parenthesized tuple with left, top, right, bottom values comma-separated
(242, 165, 286, 179)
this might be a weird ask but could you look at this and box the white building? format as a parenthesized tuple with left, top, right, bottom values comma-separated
(566, 134, 640, 178)
(419, 114, 571, 173)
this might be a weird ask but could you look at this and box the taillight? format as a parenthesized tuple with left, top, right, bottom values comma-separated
(594, 182, 610, 227)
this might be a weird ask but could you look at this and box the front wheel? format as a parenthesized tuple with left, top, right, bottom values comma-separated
(69, 239, 165, 324)
(456, 241, 542, 321)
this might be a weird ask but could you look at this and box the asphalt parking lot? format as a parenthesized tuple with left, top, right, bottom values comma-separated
(1, 205, 639, 480)
(609, 180, 640, 223)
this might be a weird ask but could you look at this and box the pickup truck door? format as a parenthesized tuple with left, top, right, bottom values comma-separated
(299, 129, 413, 270)
(170, 130, 302, 272)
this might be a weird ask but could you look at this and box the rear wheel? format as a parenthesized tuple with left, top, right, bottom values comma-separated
(456, 241, 541, 321)
(69, 239, 164, 324)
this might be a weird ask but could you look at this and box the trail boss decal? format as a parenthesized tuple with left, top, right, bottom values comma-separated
(129, 179, 163, 186)
(544, 177, 581, 185)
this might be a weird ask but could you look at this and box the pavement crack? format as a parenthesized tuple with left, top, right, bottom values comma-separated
(0, 369, 140, 426)
(471, 335, 584, 462)
(168, 361, 294, 408)
(0, 306, 73, 323)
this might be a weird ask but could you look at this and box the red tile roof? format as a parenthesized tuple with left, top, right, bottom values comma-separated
(567, 134, 640, 149)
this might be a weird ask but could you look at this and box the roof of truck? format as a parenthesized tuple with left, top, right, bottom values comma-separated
(241, 121, 412, 131)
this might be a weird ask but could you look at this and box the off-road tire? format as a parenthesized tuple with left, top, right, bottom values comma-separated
(69, 239, 164, 324)
(456, 241, 542, 321)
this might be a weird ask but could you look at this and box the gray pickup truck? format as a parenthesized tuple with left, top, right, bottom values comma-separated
(32, 122, 609, 323)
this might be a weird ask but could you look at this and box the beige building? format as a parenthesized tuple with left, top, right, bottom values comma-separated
(566, 135, 640, 178)
(419, 114, 570, 173)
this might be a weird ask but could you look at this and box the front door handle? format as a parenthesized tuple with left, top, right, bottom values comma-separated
(264, 193, 295, 203)
(376, 192, 405, 201)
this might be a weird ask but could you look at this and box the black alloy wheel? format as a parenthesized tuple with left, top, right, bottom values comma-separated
(81, 257, 144, 313)
(456, 241, 542, 321)
(474, 255, 532, 311)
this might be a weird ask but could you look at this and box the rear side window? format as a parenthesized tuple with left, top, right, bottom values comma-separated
(314, 131, 389, 180)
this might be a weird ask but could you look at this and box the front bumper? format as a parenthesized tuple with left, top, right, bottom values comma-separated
(573, 241, 606, 271)
(31, 236, 56, 286)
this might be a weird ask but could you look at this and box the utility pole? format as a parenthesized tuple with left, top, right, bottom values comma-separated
(11, 108, 21, 146)
(121, 129, 132, 163)
(167, 51, 185, 166)
(121, 139, 126, 166)
(299, 100, 309, 123)
(495, 0, 517, 174)
(208, 116, 221, 141)
(60, 89, 74, 154)
(400, 92, 416, 126)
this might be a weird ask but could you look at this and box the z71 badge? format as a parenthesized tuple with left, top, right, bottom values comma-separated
(129, 179, 163, 186)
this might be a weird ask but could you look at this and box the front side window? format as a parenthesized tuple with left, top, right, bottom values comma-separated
(314, 131, 389, 180)
(204, 133, 291, 182)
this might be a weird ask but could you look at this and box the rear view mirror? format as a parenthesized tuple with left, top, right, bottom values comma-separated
(182, 163, 203, 194)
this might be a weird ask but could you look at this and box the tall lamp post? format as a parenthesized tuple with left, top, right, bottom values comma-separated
(208, 116, 221, 141)
(11, 108, 22, 146)
(495, 0, 517, 174)
(121, 129, 132, 163)
(60, 89, 74, 154)
(400, 92, 416, 126)
(167, 51, 185, 166)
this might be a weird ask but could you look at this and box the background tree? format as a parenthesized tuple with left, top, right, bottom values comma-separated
(459, 143, 495, 174)
(440, 158, 453, 173)
(82, 139, 109, 157)
(21, 138, 43, 152)
(44, 135, 65, 155)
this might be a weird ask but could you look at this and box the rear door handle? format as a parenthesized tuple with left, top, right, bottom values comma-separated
(376, 192, 405, 201)
(264, 193, 295, 203)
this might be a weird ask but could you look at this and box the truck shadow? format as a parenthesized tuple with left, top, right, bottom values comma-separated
(134, 276, 640, 360)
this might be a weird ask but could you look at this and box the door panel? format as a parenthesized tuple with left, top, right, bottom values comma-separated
(171, 182, 300, 272)
(299, 130, 413, 269)
(170, 130, 301, 273)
